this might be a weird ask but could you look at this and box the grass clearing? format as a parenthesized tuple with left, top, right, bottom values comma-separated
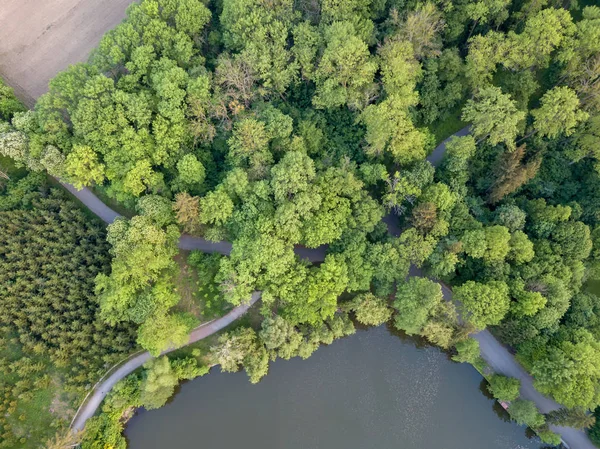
(428, 105, 468, 145)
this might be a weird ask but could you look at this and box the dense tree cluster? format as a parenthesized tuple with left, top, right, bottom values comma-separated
(0, 174, 136, 448)
(1, 0, 600, 447)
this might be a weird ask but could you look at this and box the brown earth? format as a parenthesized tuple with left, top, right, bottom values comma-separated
(0, 0, 133, 107)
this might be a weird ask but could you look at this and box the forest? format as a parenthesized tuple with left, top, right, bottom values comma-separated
(0, 0, 600, 447)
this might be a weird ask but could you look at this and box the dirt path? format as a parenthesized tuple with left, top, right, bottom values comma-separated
(70, 291, 261, 432)
(0, 0, 132, 107)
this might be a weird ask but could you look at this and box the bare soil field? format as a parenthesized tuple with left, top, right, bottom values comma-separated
(0, 0, 134, 107)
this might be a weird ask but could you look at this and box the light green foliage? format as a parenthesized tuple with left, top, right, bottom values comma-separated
(40, 145, 66, 177)
(551, 221, 593, 262)
(140, 357, 178, 410)
(348, 293, 392, 326)
(508, 399, 545, 428)
(176, 153, 205, 188)
(465, 31, 505, 88)
(270, 151, 316, 203)
(27, 0, 213, 201)
(137, 312, 197, 356)
(455, 281, 510, 329)
(508, 231, 535, 264)
(511, 281, 547, 317)
(292, 22, 321, 80)
(383, 161, 434, 213)
(461, 86, 525, 150)
(259, 315, 302, 359)
(361, 39, 425, 164)
(220, 0, 297, 93)
(531, 329, 600, 409)
(227, 117, 271, 177)
(395, 2, 445, 60)
(393, 277, 443, 335)
(465, 0, 510, 28)
(462, 225, 511, 263)
(531, 87, 589, 139)
(438, 135, 476, 191)
(137, 194, 175, 228)
(320, 0, 375, 43)
(212, 327, 269, 383)
(504, 7, 575, 71)
(452, 338, 480, 364)
(571, 115, 600, 170)
(313, 21, 378, 110)
(95, 215, 180, 326)
(0, 128, 30, 168)
(296, 254, 349, 325)
(361, 99, 427, 164)
(487, 375, 521, 402)
(198, 189, 234, 226)
(419, 182, 456, 214)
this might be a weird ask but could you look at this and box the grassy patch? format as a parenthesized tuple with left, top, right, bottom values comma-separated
(174, 250, 205, 319)
(427, 105, 468, 145)
(185, 251, 231, 320)
(0, 338, 78, 449)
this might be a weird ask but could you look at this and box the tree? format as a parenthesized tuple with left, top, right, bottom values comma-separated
(64, 144, 105, 189)
(546, 407, 596, 429)
(487, 375, 521, 402)
(198, 189, 234, 226)
(95, 215, 180, 326)
(394, 277, 443, 335)
(348, 293, 392, 326)
(361, 99, 427, 164)
(137, 312, 197, 356)
(212, 327, 257, 373)
(173, 192, 200, 233)
(462, 225, 511, 263)
(531, 87, 589, 139)
(140, 357, 178, 410)
(465, 0, 510, 33)
(494, 204, 526, 232)
(0, 78, 25, 121)
(461, 86, 525, 150)
(438, 135, 476, 191)
(176, 153, 205, 189)
(488, 145, 541, 204)
(508, 399, 545, 428)
(452, 338, 480, 364)
(137, 195, 175, 228)
(454, 281, 510, 329)
(211, 327, 269, 383)
(259, 315, 302, 359)
(270, 151, 316, 203)
(531, 329, 600, 409)
(508, 230, 535, 264)
(220, 0, 297, 94)
(395, 2, 445, 60)
(313, 21, 378, 110)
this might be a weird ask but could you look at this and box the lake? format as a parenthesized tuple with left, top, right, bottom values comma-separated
(125, 325, 544, 449)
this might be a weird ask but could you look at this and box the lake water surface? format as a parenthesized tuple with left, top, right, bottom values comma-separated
(125, 325, 544, 449)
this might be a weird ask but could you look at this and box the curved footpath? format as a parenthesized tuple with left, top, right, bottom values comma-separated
(63, 129, 593, 448)
(71, 292, 261, 432)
